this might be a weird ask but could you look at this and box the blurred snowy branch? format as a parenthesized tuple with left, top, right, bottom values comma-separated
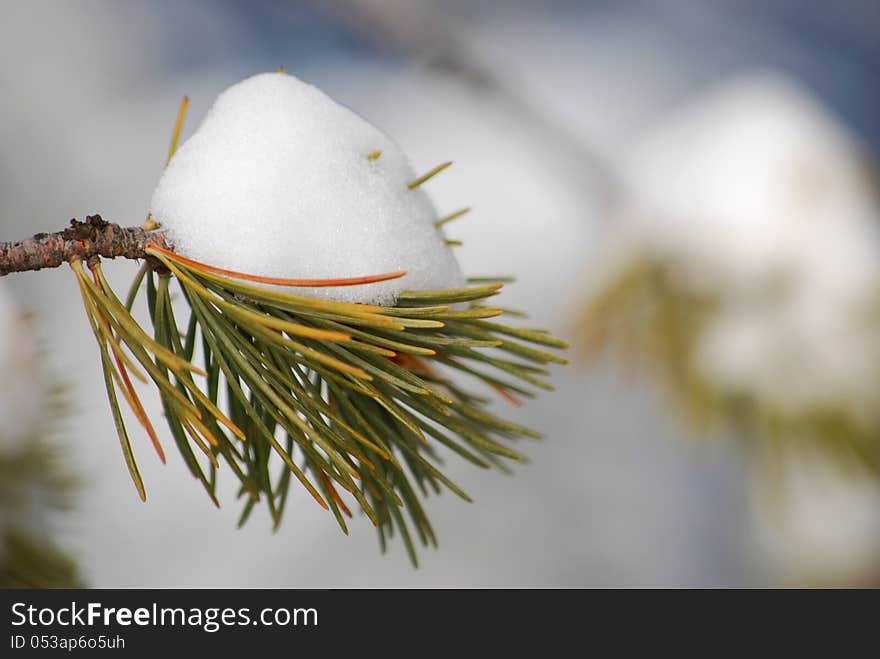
(578, 72, 880, 584)
(0, 285, 80, 587)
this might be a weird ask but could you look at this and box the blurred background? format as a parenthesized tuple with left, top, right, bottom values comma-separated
(1, 0, 879, 587)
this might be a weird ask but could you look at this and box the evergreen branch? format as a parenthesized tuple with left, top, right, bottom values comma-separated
(0, 69, 573, 566)
(1, 216, 569, 564)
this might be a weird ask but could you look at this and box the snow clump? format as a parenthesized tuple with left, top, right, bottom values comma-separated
(150, 72, 464, 305)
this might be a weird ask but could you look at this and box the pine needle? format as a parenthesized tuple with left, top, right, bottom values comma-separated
(408, 161, 452, 189)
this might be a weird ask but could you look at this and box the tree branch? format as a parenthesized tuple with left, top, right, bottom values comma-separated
(0, 215, 168, 276)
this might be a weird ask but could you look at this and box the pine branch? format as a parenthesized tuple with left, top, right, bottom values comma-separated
(1, 215, 569, 564)
(0, 73, 572, 565)
(0, 215, 168, 276)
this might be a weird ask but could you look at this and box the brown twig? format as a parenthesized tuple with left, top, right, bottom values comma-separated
(0, 215, 168, 276)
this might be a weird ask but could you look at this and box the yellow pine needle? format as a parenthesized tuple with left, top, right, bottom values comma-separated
(408, 161, 452, 189)
(83, 293, 165, 461)
(398, 283, 504, 302)
(73, 265, 148, 500)
(105, 335, 149, 383)
(167, 95, 189, 164)
(391, 317, 446, 329)
(181, 419, 220, 468)
(319, 470, 352, 518)
(477, 304, 529, 319)
(349, 340, 397, 357)
(466, 276, 515, 283)
(173, 371, 246, 441)
(150, 253, 363, 348)
(186, 415, 221, 449)
(90, 263, 207, 376)
(90, 270, 166, 462)
(140, 96, 189, 230)
(89, 269, 148, 383)
(212, 293, 353, 342)
(435, 307, 504, 319)
(277, 335, 372, 380)
(75, 264, 207, 419)
(434, 207, 471, 228)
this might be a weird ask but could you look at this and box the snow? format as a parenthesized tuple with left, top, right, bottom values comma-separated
(0, 284, 45, 456)
(150, 72, 464, 305)
(747, 451, 880, 585)
(606, 74, 880, 415)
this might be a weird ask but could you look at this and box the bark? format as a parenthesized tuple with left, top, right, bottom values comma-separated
(0, 215, 168, 276)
